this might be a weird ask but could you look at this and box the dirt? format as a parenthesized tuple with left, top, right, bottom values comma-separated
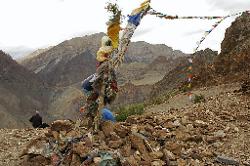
(0, 82, 249, 166)
(146, 83, 241, 113)
(0, 128, 46, 166)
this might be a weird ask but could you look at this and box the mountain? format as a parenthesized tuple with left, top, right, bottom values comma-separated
(20, 33, 102, 73)
(0, 50, 50, 128)
(1, 11, 250, 166)
(151, 49, 217, 97)
(5, 81, 249, 166)
(112, 82, 152, 107)
(15, 33, 188, 120)
(151, 12, 250, 98)
(125, 41, 186, 64)
(20, 33, 187, 87)
(192, 12, 250, 87)
(17, 33, 188, 111)
(17, 46, 53, 63)
(20, 33, 103, 86)
(214, 12, 250, 81)
(1, 46, 34, 59)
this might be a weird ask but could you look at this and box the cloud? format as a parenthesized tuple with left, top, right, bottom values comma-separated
(183, 29, 205, 36)
(133, 28, 154, 37)
(69, 31, 99, 38)
(0, 46, 35, 59)
(205, 0, 250, 12)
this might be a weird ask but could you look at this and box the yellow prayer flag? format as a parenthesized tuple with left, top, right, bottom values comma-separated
(108, 22, 121, 49)
(131, 0, 151, 15)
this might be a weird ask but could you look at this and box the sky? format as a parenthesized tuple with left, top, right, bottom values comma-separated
(0, 0, 249, 59)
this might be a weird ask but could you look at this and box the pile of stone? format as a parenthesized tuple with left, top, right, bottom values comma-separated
(21, 88, 250, 166)
(21, 118, 172, 166)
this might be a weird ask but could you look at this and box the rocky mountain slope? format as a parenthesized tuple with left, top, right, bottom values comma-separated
(113, 82, 152, 107)
(151, 49, 217, 97)
(0, 51, 50, 128)
(151, 12, 250, 98)
(20, 33, 187, 86)
(0, 51, 84, 128)
(1, 11, 248, 132)
(16, 33, 188, 120)
(1, 82, 249, 166)
(20, 33, 102, 86)
(17, 46, 53, 64)
(192, 12, 250, 87)
(125, 41, 185, 64)
(214, 12, 250, 81)
(0, 32, 187, 128)
(0, 9, 249, 166)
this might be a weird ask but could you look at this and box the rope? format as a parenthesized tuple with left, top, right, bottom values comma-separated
(185, 11, 247, 100)
(148, 8, 248, 20)
(146, 8, 249, 100)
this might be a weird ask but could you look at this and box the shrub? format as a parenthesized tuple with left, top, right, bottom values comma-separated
(180, 85, 189, 93)
(193, 94, 205, 104)
(150, 96, 165, 105)
(146, 89, 179, 106)
(115, 103, 144, 122)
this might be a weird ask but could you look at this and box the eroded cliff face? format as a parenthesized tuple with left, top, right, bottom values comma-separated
(214, 12, 250, 77)
(151, 49, 217, 97)
(151, 12, 250, 98)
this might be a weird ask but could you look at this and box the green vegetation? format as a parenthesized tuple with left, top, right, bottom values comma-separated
(179, 85, 190, 93)
(115, 103, 145, 122)
(146, 89, 179, 106)
(193, 94, 205, 104)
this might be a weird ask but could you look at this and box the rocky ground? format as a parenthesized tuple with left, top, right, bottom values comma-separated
(0, 82, 249, 166)
(0, 128, 47, 166)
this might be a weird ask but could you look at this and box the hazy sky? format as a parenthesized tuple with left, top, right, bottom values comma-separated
(0, 0, 249, 58)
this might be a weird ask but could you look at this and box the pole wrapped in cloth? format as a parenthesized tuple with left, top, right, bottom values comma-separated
(91, 0, 151, 131)
(111, 0, 151, 69)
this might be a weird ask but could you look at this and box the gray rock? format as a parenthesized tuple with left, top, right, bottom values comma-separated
(214, 130, 226, 138)
(168, 161, 178, 166)
(216, 155, 239, 165)
(243, 160, 250, 166)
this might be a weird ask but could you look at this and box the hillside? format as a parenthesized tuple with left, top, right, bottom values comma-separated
(17, 33, 188, 119)
(113, 82, 152, 107)
(17, 46, 53, 64)
(125, 41, 186, 64)
(0, 33, 187, 128)
(0, 7, 250, 166)
(1, 82, 249, 166)
(214, 12, 250, 81)
(193, 12, 250, 87)
(20, 33, 187, 86)
(1, 12, 248, 130)
(0, 51, 50, 128)
(20, 33, 103, 86)
(151, 12, 250, 99)
(150, 49, 217, 97)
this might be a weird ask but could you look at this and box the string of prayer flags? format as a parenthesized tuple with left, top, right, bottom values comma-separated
(194, 16, 228, 52)
(148, 8, 247, 20)
(186, 56, 194, 100)
(128, 0, 151, 26)
(104, 3, 248, 101)
(185, 11, 244, 100)
(148, 9, 225, 20)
